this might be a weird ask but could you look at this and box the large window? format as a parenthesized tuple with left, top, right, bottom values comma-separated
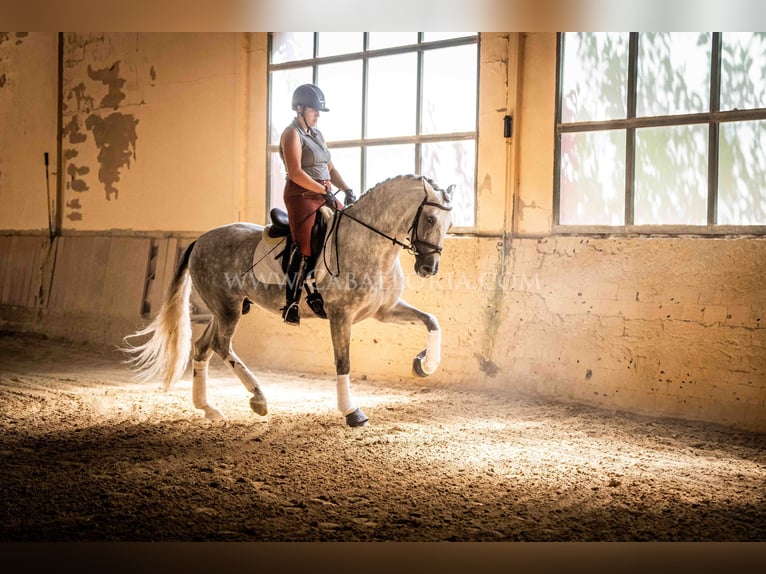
(555, 32, 766, 232)
(268, 32, 479, 228)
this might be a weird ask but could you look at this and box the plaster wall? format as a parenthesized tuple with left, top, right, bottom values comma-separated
(57, 32, 251, 232)
(0, 32, 59, 232)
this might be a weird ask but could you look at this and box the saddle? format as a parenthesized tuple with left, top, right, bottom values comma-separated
(264, 207, 330, 319)
(266, 207, 328, 274)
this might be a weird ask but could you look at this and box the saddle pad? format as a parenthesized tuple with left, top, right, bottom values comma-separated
(251, 225, 287, 285)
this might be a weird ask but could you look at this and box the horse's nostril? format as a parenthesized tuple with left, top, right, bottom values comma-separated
(421, 265, 434, 275)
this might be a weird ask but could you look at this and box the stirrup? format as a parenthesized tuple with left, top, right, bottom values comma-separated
(282, 302, 300, 326)
(305, 291, 327, 319)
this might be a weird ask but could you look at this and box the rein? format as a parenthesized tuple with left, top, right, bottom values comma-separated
(322, 178, 452, 277)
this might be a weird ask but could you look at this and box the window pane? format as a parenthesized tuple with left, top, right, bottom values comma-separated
(422, 44, 477, 135)
(634, 125, 708, 225)
(368, 33, 418, 50)
(559, 131, 626, 225)
(637, 33, 711, 117)
(271, 33, 313, 64)
(269, 68, 313, 145)
(421, 140, 476, 227)
(318, 33, 362, 57)
(721, 32, 766, 111)
(367, 53, 417, 138)
(269, 151, 286, 211)
(561, 33, 628, 123)
(317, 61, 362, 141)
(327, 147, 361, 199)
(365, 144, 415, 191)
(718, 121, 766, 225)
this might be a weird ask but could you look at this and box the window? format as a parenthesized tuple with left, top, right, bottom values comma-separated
(268, 32, 479, 228)
(555, 32, 766, 231)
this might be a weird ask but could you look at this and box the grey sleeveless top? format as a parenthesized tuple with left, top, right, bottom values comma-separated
(281, 119, 331, 181)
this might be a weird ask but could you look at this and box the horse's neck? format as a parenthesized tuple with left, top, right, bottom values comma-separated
(355, 183, 421, 237)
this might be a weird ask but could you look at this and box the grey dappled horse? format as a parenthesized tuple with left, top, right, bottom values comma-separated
(124, 174, 453, 427)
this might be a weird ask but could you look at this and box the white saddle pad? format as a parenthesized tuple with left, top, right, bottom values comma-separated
(251, 226, 288, 285)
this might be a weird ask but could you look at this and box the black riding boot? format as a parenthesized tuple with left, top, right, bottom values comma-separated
(282, 250, 309, 326)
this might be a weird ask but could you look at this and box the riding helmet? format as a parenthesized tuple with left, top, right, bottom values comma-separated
(291, 84, 329, 112)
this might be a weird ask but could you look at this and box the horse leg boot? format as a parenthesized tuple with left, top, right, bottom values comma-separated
(282, 249, 309, 326)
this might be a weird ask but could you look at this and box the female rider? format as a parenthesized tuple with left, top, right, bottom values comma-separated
(279, 83, 356, 325)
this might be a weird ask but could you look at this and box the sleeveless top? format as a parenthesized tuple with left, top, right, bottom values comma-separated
(281, 118, 331, 181)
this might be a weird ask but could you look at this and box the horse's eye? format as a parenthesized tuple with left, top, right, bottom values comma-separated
(426, 216, 436, 225)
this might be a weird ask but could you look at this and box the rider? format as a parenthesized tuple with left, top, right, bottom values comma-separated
(279, 83, 356, 326)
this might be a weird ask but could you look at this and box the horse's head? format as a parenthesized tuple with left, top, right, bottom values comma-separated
(411, 181, 454, 277)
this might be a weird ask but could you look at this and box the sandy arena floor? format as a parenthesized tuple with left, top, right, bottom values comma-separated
(0, 331, 764, 543)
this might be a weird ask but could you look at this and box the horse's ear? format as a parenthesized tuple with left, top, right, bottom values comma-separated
(443, 184, 456, 203)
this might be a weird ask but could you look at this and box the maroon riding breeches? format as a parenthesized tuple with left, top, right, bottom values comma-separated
(283, 179, 341, 257)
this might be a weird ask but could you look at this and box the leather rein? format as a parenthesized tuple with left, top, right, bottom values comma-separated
(330, 181, 453, 260)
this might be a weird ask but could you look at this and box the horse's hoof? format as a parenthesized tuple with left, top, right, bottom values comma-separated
(345, 408, 369, 427)
(412, 350, 429, 378)
(249, 394, 268, 416)
(203, 406, 226, 421)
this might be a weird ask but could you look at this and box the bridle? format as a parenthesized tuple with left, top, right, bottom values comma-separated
(333, 179, 452, 258)
(321, 179, 452, 277)
(408, 190, 453, 257)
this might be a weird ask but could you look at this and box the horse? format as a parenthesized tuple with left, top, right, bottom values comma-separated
(123, 174, 454, 427)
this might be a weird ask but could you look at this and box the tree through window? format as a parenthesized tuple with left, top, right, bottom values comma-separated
(555, 32, 766, 231)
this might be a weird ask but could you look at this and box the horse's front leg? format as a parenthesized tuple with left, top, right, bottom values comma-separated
(329, 312, 369, 427)
(375, 299, 441, 377)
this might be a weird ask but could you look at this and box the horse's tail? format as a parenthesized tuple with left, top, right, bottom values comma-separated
(123, 241, 196, 390)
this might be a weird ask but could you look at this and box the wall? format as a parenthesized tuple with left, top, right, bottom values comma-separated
(0, 32, 763, 432)
(0, 32, 59, 232)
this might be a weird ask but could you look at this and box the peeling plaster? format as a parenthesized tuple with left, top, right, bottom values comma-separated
(84, 112, 138, 200)
(62, 55, 140, 204)
(66, 82, 95, 113)
(66, 163, 90, 192)
(62, 117, 90, 198)
(62, 116, 87, 144)
(87, 61, 126, 109)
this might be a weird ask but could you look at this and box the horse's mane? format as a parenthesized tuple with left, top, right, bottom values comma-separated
(359, 174, 452, 206)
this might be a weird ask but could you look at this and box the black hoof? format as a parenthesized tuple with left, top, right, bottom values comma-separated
(281, 303, 300, 326)
(412, 350, 428, 378)
(249, 395, 268, 416)
(345, 408, 369, 427)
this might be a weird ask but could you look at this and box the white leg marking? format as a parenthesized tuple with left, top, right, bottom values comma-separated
(192, 360, 210, 409)
(224, 354, 258, 394)
(422, 329, 441, 375)
(336, 374, 357, 416)
(192, 360, 225, 420)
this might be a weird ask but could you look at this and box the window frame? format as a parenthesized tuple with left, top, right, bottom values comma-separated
(266, 32, 480, 231)
(553, 32, 766, 236)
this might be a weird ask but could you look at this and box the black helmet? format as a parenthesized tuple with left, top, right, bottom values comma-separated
(291, 84, 329, 112)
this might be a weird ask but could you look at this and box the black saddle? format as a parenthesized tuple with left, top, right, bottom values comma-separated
(268, 208, 328, 272)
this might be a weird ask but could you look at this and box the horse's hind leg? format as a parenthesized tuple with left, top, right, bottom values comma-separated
(375, 299, 441, 377)
(192, 319, 226, 420)
(208, 314, 268, 417)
